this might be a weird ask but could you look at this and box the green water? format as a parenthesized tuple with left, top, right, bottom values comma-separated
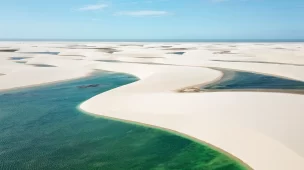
(0, 71, 247, 170)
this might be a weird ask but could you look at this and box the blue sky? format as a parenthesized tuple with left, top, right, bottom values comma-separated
(0, 0, 304, 39)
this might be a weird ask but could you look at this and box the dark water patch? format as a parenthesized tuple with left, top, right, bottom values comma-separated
(0, 49, 19, 52)
(21, 52, 60, 55)
(168, 52, 185, 55)
(95, 60, 122, 63)
(0, 72, 247, 170)
(204, 69, 304, 91)
(211, 60, 304, 67)
(9, 57, 32, 60)
(28, 64, 57, 67)
(180, 68, 304, 94)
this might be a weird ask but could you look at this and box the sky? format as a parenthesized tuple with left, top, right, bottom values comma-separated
(0, 0, 304, 40)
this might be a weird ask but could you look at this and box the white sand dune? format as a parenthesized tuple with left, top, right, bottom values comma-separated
(1, 42, 304, 170)
(80, 63, 304, 170)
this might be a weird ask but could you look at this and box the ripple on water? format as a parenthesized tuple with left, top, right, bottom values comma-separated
(0, 71, 248, 170)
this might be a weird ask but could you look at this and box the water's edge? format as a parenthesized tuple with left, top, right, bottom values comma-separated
(79, 105, 252, 170)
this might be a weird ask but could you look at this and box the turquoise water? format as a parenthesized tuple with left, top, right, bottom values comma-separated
(0, 71, 247, 170)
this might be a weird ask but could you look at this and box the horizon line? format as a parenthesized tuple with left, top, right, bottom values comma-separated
(1, 38, 304, 43)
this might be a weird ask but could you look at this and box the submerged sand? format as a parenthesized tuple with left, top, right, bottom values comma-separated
(1, 41, 304, 170)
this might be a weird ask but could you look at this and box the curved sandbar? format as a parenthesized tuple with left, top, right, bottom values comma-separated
(81, 65, 304, 170)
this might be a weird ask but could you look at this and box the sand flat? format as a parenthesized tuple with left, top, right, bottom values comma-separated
(1, 42, 304, 170)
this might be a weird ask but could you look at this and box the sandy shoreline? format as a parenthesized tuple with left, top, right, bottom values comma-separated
(1, 42, 304, 170)
(79, 105, 252, 170)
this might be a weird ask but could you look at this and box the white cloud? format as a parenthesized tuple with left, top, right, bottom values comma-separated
(115, 10, 169, 16)
(78, 4, 108, 11)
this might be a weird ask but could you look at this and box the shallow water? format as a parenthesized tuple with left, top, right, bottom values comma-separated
(28, 64, 57, 67)
(0, 71, 247, 170)
(202, 69, 304, 93)
(21, 52, 60, 55)
(9, 57, 32, 60)
(168, 52, 185, 55)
